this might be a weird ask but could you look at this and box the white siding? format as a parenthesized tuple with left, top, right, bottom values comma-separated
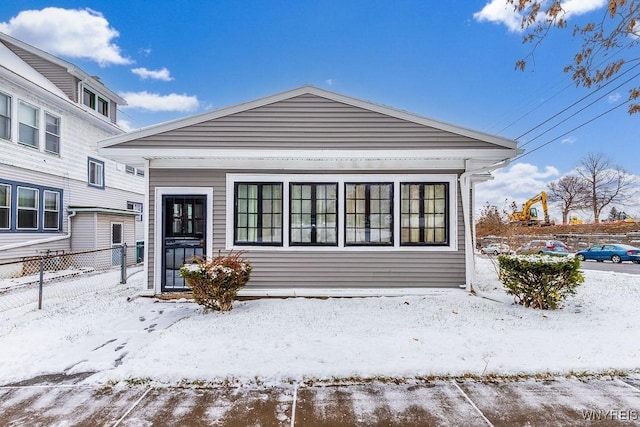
(0, 68, 144, 260)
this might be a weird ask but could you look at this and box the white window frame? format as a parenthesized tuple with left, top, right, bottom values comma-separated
(88, 158, 105, 188)
(111, 222, 124, 245)
(226, 173, 458, 252)
(81, 84, 110, 118)
(127, 201, 143, 222)
(0, 183, 10, 230)
(44, 112, 61, 155)
(16, 186, 39, 230)
(43, 190, 60, 231)
(0, 91, 11, 141)
(17, 101, 39, 149)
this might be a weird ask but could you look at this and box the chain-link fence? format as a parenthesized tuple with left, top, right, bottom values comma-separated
(0, 245, 140, 312)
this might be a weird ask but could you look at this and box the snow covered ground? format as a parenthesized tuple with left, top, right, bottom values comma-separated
(0, 257, 638, 387)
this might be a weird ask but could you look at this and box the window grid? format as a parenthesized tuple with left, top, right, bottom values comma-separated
(290, 183, 338, 246)
(345, 183, 393, 246)
(18, 102, 39, 148)
(43, 190, 60, 230)
(0, 92, 11, 141)
(17, 187, 38, 230)
(234, 183, 282, 245)
(45, 113, 60, 154)
(401, 183, 449, 246)
(0, 184, 10, 230)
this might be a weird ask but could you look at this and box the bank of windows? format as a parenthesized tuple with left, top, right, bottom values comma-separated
(0, 181, 62, 232)
(233, 181, 449, 247)
(0, 91, 61, 155)
(125, 165, 145, 178)
(83, 87, 110, 118)
(88, 158, 105, 189)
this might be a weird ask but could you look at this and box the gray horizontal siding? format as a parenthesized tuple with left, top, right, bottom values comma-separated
(3, 40, 76, 101)
(127, 94, 494, 150)
(70, 214, 97, 251)
(148, 169, 466, 291)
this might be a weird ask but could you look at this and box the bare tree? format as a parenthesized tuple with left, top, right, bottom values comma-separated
(507, 0, 640, 113)
(475, 202, 511, 238)
(576, 152, 633, 222)
(546, 175, 589, 224)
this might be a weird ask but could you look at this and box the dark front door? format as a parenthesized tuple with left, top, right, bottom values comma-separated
(162, 195, 206, 292)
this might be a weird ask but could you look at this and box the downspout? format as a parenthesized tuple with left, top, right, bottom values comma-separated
(459, 159, 510, 293)
(0, 210, 76, 252)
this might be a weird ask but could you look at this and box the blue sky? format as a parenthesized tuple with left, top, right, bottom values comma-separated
(1, 1, 638, 220)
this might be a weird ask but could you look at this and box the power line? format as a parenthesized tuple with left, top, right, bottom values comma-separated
(495, 37, 638, 138)
(512, 99, 631, 162)
(519, 68, 640, 148)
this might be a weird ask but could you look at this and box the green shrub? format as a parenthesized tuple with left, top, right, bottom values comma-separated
(497, 255, 584, 309)
(179, 250, 252, 312)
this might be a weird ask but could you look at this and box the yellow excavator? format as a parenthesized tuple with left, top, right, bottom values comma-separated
(508, 191, 551, 226)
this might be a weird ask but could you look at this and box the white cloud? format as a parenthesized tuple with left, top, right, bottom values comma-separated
(325, 79, 335, 86)
(117, 119, 136, 132)
(119, 91, 199, 112)
(561, 136, 576, 144)
(473, 0, 606, 33)
(131, 67, 173, 81)
(473, 0, 522, 32)
(475, 162, 561, 218)
(475, 162, 640, 222)
(0, 7, 130, 66)
(608, 92, 622, 103)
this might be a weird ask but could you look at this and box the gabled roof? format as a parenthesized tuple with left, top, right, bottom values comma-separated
(0, 41, 67, 98)
(99, 85, 516, 149)
(0, 31, 126, 105)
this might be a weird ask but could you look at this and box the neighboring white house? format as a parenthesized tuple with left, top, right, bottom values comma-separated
(0, 32, 144, 261)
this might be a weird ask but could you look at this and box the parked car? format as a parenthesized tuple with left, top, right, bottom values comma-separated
(515, 240, 569, 256)
(480, 243, 511, 255)
(575, 244, 640, 264)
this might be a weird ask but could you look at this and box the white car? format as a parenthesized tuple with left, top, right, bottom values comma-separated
(480, 243, 510, 255)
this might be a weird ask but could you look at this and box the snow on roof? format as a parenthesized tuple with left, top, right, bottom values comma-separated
(0, 40, 68, 99)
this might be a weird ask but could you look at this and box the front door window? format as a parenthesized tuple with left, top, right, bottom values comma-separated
(162, 195, 206, 291)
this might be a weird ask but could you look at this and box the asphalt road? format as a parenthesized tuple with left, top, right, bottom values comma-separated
(479, 253, 640, 275)
(578, 259, 640, 275)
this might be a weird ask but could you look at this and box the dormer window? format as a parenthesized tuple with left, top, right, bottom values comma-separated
(83, 88, 95, 109)
(82, 85, 110, 118)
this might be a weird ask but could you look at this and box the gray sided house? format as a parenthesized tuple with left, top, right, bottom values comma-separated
(99, 86, 519, 296)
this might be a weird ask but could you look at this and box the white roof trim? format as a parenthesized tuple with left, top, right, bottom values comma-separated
(68, 206, 139, 216)
(99, 147, 518, 160)
(98, 147, 519, 170)
(0, 32, 126, 104)
(99, 86, 517, 149)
